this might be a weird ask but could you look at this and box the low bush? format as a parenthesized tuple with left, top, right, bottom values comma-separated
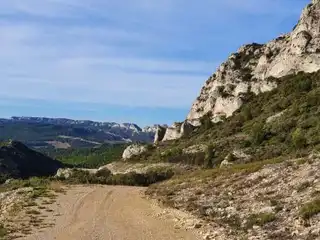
(246, 213, 276, 229)
(299, 198, 320, 220)
(65, 168, 175, 187)
(0, 224, 7, 238)
(1, 177, 50, 192)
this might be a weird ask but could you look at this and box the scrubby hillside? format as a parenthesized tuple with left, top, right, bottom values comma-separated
(140, 70, 320, 239)
(128, 71, 320, 166)
(147, 154, 320, 240)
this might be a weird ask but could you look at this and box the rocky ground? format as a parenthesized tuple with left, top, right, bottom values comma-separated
(147, 154, 320, 240)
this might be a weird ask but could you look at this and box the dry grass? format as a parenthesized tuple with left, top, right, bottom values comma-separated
(26, 209, 41, 215)
(49, 181, 66, 194)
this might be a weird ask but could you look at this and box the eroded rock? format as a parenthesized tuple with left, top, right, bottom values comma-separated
(122, 144, 147, 160)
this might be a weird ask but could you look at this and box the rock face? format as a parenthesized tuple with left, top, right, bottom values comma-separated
(154, 125, 167, 143)
(187, 0, 320, 125)
(122, 144, 147, 160)
(0, 141, 63, 181)
(161, 121, 194, 142)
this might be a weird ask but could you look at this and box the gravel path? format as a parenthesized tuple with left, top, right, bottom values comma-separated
(22, 185, 199, 240)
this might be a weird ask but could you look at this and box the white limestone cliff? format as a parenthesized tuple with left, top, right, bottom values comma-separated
(187, 0, 320, 125)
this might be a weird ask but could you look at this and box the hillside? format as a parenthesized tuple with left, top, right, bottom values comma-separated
(0, 117, 157, 149)
(129, 70, 320, 165)
(0, 141, 63, 183)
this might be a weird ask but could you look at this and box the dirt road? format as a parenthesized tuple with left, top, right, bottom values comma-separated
(22, 185, 199, 240)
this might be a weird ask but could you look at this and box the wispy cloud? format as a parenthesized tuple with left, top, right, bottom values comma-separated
(0, 0, 309, 115)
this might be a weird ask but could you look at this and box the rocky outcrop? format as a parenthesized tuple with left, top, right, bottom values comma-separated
(187, 0, 320, 125)
(221, 150, 253, 167)
(183, 144, 207, 154)
(161, 121, 194, 142)
(154, 125, 167, 143)
(122, 144, 147, 160)
(266, 110, 286, 123)
(55, 168, 75, 179)
(0, 141, 63, 181)
(162, 122, 183, 141)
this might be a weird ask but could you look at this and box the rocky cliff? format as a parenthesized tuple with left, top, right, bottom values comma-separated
(156, 0, 320, 143)
(188, 0, 320, 125)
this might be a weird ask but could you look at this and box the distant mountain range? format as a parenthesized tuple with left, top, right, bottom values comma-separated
(0, 117, 158, 149)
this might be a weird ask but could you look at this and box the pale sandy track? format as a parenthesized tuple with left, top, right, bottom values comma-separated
(22, 185, 199, 240)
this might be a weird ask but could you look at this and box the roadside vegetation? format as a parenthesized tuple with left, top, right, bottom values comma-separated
(57, 167, 175, 187)
(0, 224, 7, 239)
(0, 177, 65, 239)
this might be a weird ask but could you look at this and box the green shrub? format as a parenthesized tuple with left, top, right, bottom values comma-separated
(109, 168, 174, 186)
(200, 113, 213, 130)
(292, 128, 307, 149)
(299, 198, 320, 220)
(246, 213, 276, 229)
(0, 174, 9, 184)
(65, 168, 174, 187)
(0, 224, 7, 238)
(95, 168, 112, 178)
(241, 106, 253, 121)
(204, 145, 215, 168)
(250, 123, 266, 145)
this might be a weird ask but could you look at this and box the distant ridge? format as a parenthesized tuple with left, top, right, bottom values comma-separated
(0, 116, 160, 149)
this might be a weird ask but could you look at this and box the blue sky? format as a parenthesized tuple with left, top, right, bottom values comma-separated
(0, 0, 310, 126)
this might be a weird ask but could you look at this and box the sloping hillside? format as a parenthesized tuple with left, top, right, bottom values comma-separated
(147, 154, 320, 240)
(139, 70, 320, 240)
(0, 141, 63, 182)
(128, 71, 320, 166)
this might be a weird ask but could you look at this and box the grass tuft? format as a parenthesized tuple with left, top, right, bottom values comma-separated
(246, 213, 276, 229)
(0, 224, 7, 239)
(299, 198, 320, 220)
